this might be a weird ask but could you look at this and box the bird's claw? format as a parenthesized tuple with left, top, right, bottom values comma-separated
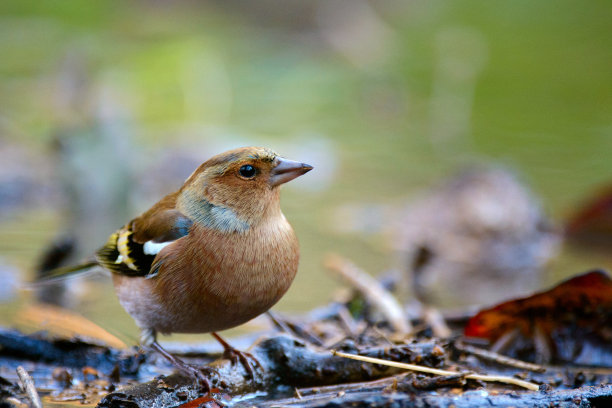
(178, 364, 213, 393)
(211, 332, 262, 379)
(151, 340, 213, 393)
(223, 348, 262, 379)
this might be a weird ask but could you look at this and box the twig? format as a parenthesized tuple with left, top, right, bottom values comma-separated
(5, 397, 29, 408)
(490, 327, 520, 354)
(455, 340, 546, 373)
(331, 350, 540, 391)
(298, 373, 409, 396)
(422, 306, 452, 338)
(336, 306, 358, 337)
(266, 311, 324, 347)
(261, 375, 409, 407)
(267, 310, 293, 333)
(371, 325, 395, 346)
(411, 373, 467, 390)
(266, 310, 323, 347)
(533, 323, 552, 364)
(324, 254, 412, 334)
(16, 366, 43, 408)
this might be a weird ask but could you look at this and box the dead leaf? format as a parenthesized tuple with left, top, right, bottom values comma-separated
(17, 304, 127, 349)
(464, 270, 612, 365)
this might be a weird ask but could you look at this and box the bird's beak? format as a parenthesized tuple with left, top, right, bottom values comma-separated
(269, 157, 313, 187)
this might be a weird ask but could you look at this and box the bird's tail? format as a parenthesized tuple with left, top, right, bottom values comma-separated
(35, 260, 100, 283)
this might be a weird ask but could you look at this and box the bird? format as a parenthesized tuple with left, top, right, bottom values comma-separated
(39, 146, 313, 389)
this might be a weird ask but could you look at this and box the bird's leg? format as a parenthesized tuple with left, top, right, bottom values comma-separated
(211, 332, 261, 378)
(143, 329, 211, 392)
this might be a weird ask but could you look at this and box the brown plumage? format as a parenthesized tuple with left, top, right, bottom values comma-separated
(43, 146, 313, 387)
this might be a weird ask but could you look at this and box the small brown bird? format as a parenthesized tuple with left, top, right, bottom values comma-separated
(42, 146, 313, 387)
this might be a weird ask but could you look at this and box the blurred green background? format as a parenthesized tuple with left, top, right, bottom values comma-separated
(0, 0, 611, 344)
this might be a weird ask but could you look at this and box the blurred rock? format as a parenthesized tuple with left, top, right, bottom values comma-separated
(395, 167, 560, 308)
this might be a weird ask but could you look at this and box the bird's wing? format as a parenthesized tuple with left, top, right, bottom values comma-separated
(96, 209, 193, 278)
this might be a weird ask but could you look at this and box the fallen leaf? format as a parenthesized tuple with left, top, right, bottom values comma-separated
(464, 270, 612, 365)
(17, 304, 127, 349)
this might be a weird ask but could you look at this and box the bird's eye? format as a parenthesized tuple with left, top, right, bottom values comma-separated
(239, 164, 257, 178)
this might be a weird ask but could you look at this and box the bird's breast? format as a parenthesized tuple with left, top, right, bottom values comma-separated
(146, 215, 300, 334)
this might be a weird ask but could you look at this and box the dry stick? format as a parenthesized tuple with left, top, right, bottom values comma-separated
(337, 305, 359, 337)
(331, 350, 540, 391)
(455, 340, 546, 373)
(422, 306, 452, 338)
(269, 375, 409, 408)
(16, 366, 43, 408)
(533, 323, 552, 365)
(324, 254, 412, 334)
(266, 310, 293, 333)
(490, 327, 520, 354)
(267, 311, 324, 347)
(299, 373, 409, 396)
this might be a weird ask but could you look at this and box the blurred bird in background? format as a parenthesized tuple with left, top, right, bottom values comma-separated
(38, 146, 313, 389)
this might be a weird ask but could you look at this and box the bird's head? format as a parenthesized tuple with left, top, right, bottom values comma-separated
(178, 147, 313, 231)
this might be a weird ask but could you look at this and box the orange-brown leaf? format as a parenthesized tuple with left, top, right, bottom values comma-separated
(464, 270, 612, 340)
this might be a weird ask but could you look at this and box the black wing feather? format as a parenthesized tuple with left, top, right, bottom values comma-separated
(96, 213, 192, 278)
(96, 231, 157, 277)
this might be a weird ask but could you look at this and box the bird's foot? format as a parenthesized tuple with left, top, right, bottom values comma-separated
(212, 332, 262, 379)
(224, 348, 261, 379)
(151, 341, 212, 393)
(180, 364, 214, 394)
